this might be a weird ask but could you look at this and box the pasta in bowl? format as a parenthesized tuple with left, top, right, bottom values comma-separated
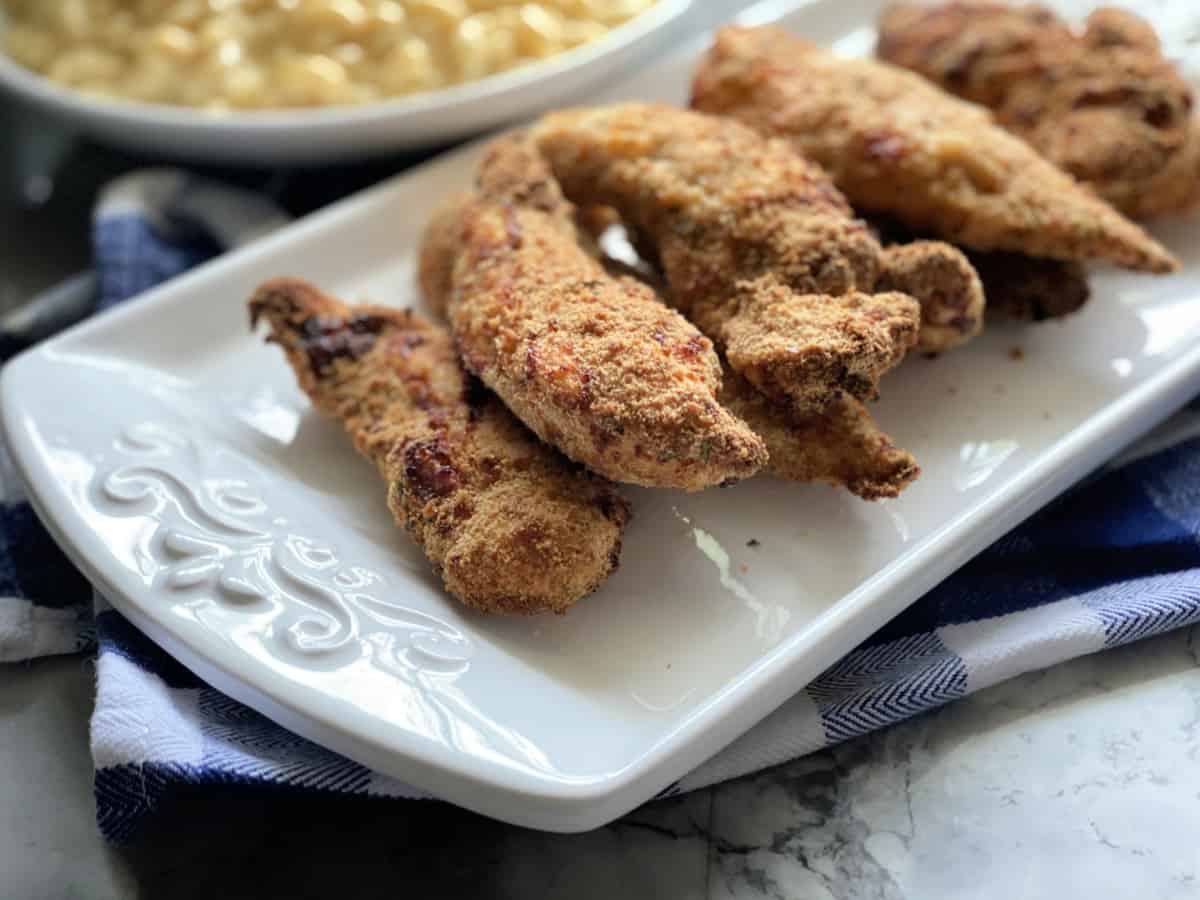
(0, 0, 690, 162)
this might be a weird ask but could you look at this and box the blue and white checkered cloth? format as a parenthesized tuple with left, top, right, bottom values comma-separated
(5, 169, 1200, 842)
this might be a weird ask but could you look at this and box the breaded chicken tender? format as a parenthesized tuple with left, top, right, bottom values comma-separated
(416, 190, 471, 321)
(575, 201, 983, 354)
(968, 250, 1091, 321)
(877, 241, 985, 351)
(720, 369, 919, 500)
(426, 197, 921, 500)
(717, 283, 919, 409)
(691, 26, 1178, 273)
(249, 278, 630, 615)
(869, 213, 1091, 321)
(529, 103, 924, 409)
(439, 135, 767, 490)
(877, 4, 1200, 220)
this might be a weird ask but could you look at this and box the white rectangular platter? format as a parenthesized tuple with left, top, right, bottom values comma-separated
(5, 0, 1200, 833)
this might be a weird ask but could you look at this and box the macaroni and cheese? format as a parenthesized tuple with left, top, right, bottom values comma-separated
(0, 0, 658, 110)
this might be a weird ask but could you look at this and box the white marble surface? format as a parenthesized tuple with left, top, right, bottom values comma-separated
(6, 625, 1200, 898)
(706, 627, 1200, 899)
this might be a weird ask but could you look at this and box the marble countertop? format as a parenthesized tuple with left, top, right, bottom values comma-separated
(5, 3, 1200, 897)
(8, 627, 1199, 899)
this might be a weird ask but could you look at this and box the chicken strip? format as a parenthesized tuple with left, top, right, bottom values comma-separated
(426, 195, 921, 499)
(248, 278, 630, 615)
(575, 202, 983, 354)
(442, 134, 767, 490)
(968, 250, 1091, 321)
(721, 369, 919, 500)
(869, 213, 1091, 321)
(717, 284, 919, 410)
(691, 25, 1178, 273)
(877, 241, 985, 351)
(529, 103, 923, 410)
(416, 190, 471, 321)
(573, 208, 923, 498)
(877, 4, 1200, 221)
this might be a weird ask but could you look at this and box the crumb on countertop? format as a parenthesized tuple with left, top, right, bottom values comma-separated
(747, 538, 761, 548)
(1009, 346, 1025, 361)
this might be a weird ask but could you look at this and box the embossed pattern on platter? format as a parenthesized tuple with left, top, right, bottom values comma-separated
(94, 422, 472, 674)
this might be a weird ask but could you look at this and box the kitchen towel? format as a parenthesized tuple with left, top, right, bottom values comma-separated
(5, 169, 1200, 842)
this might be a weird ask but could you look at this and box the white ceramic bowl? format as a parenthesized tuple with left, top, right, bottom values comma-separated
(0, 0, 692, 165)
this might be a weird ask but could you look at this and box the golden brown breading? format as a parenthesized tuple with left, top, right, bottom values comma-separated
(570, 205, 923, 500)
(877, 2, 1075, 109)
(576, 200, 980, 356)
(719, 285, 919, 409)
(691, 25, 1178, 272)
(425, 194, 921, 500)
(877, 241, 985, 351)
(868, 213, 1091, 321)
(416, 190, 471, 321)
(442, 135, 768, 490)
(968, 250, 1092, 321)
(248, 277, 630, 616)
(529, 103, 923, 409)
(1083, 7, 1160, 52)
(720, 369, 919, 500)
(876, 4, 1200, 221)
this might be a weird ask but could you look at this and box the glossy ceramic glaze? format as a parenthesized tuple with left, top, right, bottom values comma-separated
(5, 0, 1200, 832)
(0, 0, 691, 164)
